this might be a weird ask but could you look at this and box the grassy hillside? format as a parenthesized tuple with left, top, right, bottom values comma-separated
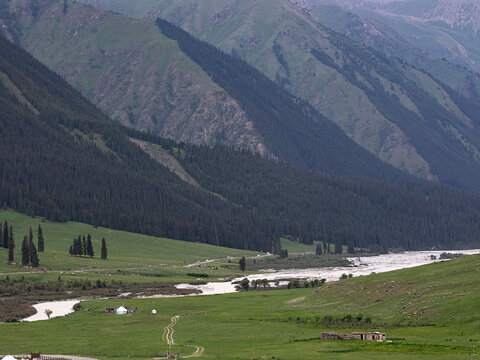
(0, 252, 478, 359)
(0, 209, 256, 275)
(80, 0, 480, 192)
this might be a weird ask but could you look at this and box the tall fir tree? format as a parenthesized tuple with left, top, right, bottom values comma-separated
(101, 238, 107, 260)
(8, 225, 14, 263)
(315, 243, 323, 256)
(37, 224, 44, 252)
(21, 236, 30, 266)
(28, 227, 33, 247)
(82, 235, 87, 256)
(8, 227, 15, 263)
(30, 238, 39, 268)
(0, 222, 3, 248)
(86, 234, 94, 258)
(3, 221, 8, 248)
(69, 244, 73, 256)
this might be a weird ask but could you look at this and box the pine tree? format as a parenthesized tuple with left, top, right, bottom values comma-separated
(37, 224, 44, 252)
(315, 243, 322, 256)
(28, 227, 33, 247)
(30, 239, 39, 268)
(86, 234, 94, 258)
(69, 244, 73, 256)
(101, 238, 107, 260)
(82, 235, 87, 256)
(3, 221, 8, 248)
(0, 223, 3, 248)
(239, 256, 246, 271)
(8, 227, 14, 263)
(21, 236, 30, 266)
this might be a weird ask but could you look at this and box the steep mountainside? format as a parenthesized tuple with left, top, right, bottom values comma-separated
(0, 0, 270, 156)
(79, 0, 480, 192)
(0, 0, 408, 180)
(306, 3, 480, 100)
(310, 0, 480, 73)
(3, 35, 480, 251)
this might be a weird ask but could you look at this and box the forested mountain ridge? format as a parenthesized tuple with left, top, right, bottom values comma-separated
(3, 34, 480, 251)
(0, 0, 409, 180)
(0, 0, 271, 157)
(78, 0, 480, 193)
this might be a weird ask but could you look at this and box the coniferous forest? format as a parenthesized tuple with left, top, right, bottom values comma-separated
(2, 35, 480, 252)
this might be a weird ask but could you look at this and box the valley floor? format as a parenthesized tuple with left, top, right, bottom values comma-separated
(1, 254, 479, 359)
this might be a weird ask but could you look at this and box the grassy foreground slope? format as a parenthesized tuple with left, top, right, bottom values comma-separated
(0, 253, 478, 359)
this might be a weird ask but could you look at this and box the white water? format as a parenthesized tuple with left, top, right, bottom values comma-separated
(21, 249, 480, 321)
(22, 299, 80, 322)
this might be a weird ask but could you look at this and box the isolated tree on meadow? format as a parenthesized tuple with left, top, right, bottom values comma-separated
(101, 238, 107, 260)
(8, 226, 14, 263)
(3, 221, 8, 248)
(21, 236, 30, 266)
(69, 244, 73, 256)
(239, 256, 246, 271)
(86, 234, 94, 258)
(37, 224, 44, 252)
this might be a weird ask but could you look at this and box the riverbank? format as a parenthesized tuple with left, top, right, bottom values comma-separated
(20, 249, 480, 322)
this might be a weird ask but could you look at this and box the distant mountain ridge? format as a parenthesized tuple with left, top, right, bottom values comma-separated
(77, 0, 480, 192)
(309, 0, 480, 73)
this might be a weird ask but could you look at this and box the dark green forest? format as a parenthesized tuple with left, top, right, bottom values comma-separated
(132, 130, 480, 251)
(2, 34, 480, 252)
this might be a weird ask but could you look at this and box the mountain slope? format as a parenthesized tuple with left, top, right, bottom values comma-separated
(76, 0, 480, 192)
(0, 0, 410, 180)
(306, 3, 480, 100)
(3, 35, 480, 251)
(0, 0, 270, 157)
(311, 0, 480, 74)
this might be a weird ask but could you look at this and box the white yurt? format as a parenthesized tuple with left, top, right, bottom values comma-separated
(2, 356, 18, 360)
(116, 306, 128, 315)
(152, 309, 157, 315)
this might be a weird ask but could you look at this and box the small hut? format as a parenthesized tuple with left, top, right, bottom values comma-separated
(116, 306, 128, 315)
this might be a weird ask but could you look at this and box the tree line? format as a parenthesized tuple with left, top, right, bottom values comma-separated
(69, 234, 107, 259)
(1, 222, 44, 267)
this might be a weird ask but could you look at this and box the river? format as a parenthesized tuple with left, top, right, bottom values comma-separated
(22, 249, 480, 321)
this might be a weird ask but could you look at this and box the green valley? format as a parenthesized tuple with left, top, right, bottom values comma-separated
(0, 247, 478, 359)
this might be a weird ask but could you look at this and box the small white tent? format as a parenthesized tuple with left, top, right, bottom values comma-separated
(116, 306, 128, 315)
(2, 356, 18, 360)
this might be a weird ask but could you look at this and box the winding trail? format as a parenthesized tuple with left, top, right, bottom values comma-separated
(156, 316, 205, 359)
(162, 316, 180, 346)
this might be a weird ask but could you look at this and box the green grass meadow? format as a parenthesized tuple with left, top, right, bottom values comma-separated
(1, 249, 478, 359)
(0, 209, 257, 283)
